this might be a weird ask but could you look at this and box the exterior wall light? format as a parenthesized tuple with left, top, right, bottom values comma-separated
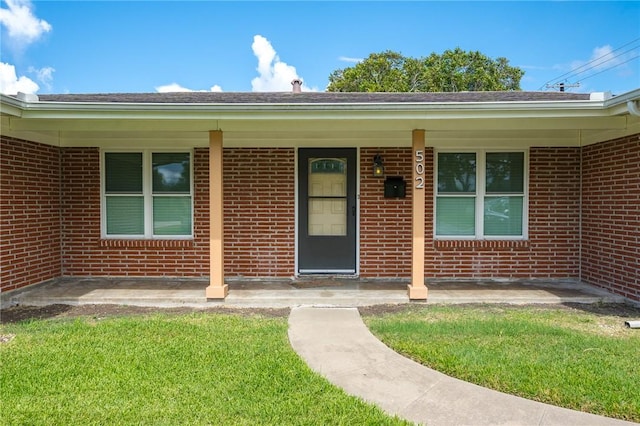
(372, 154, 385, 178)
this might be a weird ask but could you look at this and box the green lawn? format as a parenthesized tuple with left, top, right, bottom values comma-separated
(363, 304, 640, 422)
(1, 312, 408, 425)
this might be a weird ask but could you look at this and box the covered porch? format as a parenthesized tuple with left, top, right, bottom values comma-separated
(1, 277, 627, 310)
(2, 90, 639, 305)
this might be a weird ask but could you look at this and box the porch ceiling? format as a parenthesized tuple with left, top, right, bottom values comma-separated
(2, 90, 639, 148)
(2, 115, 638, 148)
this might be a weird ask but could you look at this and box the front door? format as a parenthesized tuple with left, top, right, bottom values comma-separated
(298, 148, 357, 274)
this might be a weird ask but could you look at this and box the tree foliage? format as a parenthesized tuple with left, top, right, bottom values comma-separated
(327, 48, 524, 92)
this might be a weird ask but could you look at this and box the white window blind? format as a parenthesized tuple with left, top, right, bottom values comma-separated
(103, 150, 193, 238)
(436, 150, 527, 239)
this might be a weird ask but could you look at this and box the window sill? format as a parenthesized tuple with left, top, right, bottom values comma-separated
(434, 239, 530, 249)
(99, 239, 194, 248)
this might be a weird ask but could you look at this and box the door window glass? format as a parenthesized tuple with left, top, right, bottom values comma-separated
(308, 158, 347, 236)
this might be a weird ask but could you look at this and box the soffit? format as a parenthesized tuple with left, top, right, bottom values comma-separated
(1, 90, 638, 148)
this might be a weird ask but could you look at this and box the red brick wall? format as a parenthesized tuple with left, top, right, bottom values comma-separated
(361, 147, 582, 279)
(0, 137, 62, 291)
(360, 148, 413, 277)
(582, 134, 639, 301)
(223, 148, 295, 277)
(60, 147, 295, 279)
(3, 136, 637, 303)
(61, 148, 210, 276)
(427, 148, 581, 278)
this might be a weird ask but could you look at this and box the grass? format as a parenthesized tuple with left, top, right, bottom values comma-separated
(1, 312, 409, 426)
(363, 304, 640, 422)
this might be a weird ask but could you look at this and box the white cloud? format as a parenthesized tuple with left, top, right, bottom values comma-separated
(154, 36, 318, 93)
(0, 0, 51, 47)
(0, 1, 53, 94)
(570, 45, 623, 73)
(540, 44, 638, 91)
(559, 44, 638, 81)
(339, 56, 363, 63)
(0, 61, 39, 94)
(155, 82, 223, 93)
(519, 64, 552, 71)
(155, 83, 194, 93)
(251, 35, 301, 92)
(28, 65, 54, 90)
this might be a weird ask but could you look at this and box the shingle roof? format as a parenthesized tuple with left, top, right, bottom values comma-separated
(36, 91, 592, 104)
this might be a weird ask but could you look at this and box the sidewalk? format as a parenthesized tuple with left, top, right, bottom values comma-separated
(288, 307, 637, 426)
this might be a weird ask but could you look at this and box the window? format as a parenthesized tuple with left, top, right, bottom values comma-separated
(102, 151, 193, 238)
(436, 151, 527, 239)
(308, 158, 347, 236)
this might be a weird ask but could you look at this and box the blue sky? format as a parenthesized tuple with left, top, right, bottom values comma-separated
(1, 1, 639, 95)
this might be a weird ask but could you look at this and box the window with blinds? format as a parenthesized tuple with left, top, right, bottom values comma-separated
(103, 151, 192, 238)
(436, 150, 527, 239)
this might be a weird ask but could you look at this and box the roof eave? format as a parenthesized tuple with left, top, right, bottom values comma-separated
(5, 88, 640, 120)
(2, 97, 613, 120)
(0, 94, 24, 117)
(602, 88, 640, 115)
(603, 88, 640, 107)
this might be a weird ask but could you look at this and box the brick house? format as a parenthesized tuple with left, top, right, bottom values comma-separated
(1, 87, 639, 302)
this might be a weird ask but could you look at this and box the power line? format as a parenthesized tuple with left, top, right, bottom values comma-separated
(575, 54, 640, 84)
(546, 37, 640, 83)
(555, 45, 640, 84)
(539, 38, 640, 91)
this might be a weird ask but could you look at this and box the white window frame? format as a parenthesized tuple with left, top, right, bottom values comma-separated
(434, 149, 528, 240)
(100, 149, 194, 239)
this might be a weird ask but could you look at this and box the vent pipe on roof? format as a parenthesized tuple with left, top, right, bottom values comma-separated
(291, 79, 303, 93)
(627, 100, 640, 116)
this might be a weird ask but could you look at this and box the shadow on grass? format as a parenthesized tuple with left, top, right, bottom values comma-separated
(1, 304, 292, 324)
(1, 304, 75, 324)
(359, 302, 640, 319)
(562, 302, 640, 318)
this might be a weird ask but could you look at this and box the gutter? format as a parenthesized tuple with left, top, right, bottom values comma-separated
(1, 94, 612, 122)
(601, 88, 640, 116)
(603, 87, 640, 108)
(627, 100, 640, 116)
(4, 89, 638, 121)
(0, 93, 25, 117)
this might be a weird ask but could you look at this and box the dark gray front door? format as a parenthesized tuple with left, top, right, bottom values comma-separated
(298, 148, 357, 274)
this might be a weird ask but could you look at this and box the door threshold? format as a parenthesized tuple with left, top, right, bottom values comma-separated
(298, 269, 357, 275)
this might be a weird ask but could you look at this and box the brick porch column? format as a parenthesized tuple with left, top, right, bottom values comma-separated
(408, 129, 428, 300)
(206, 130, 228, 299)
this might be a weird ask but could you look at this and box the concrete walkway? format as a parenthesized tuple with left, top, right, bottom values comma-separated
(288, 307, 637, 426)
(1, 277, 628, 309)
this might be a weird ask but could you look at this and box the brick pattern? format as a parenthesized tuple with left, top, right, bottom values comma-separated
(2, 136, 637, 303)
(60, 148, 210, 277)
(51, 147, 295, 280)
(0, 137, 62, 291)
(360, 147, 582, 279)
(582, 134, 640, 301)
(360, 148, 413, 277)
(427, 148, 581, 278)
(223, 148, 295, 277)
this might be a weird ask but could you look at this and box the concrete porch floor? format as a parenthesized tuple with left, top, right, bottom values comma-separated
(1, 277, 630, 309)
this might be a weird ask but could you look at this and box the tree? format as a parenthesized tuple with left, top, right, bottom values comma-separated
(327, 48, 524, 92)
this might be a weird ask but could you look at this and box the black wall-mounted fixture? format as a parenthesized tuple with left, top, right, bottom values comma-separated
(372, 154, 385, 178)
(384, 176, 406, 198)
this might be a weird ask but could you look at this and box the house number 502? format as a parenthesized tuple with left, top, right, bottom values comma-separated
(415, 150, 425, 189)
